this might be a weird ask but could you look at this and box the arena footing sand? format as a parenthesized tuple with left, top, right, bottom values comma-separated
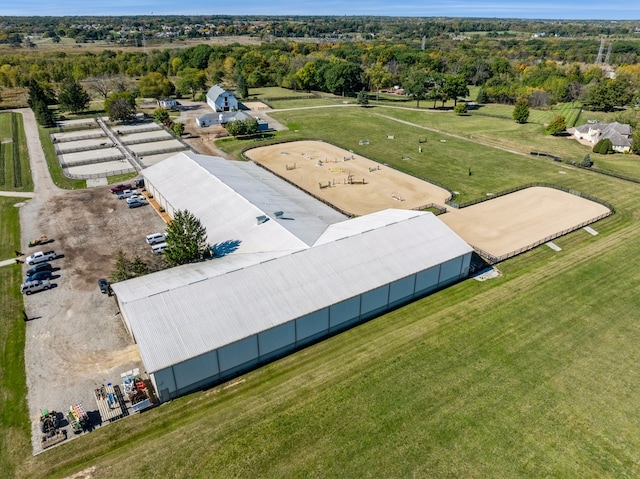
(245, 140, 450, 216)
(246, 141, 612, 260)
(440, 186, 611, 259)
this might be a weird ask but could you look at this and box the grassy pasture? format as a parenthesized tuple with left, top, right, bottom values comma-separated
(262, 106, 603, 203)
(0, 197, 29, 479)
(0, 112, 33, 192)
(553, 102, 582, 127)
(5, 104, 640, 477)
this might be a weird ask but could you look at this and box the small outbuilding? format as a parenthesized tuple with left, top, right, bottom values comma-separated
(159, 98, 178, 109)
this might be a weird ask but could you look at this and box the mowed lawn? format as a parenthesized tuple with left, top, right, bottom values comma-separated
(0, 112, 33, 192)
(8, 105, 640, 478)
(263, 106, 631, 204)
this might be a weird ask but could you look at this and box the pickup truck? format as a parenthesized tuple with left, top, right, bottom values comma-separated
(116, 189, 137, 200)
(26, 251, 56, 265)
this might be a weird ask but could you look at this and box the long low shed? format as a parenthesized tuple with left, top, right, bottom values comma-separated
(112, 210, 473, 402)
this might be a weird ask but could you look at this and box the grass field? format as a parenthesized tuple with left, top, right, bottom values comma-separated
(39, 125, 86, 190)
(0, 112, 33, 192)
(5, 103, 640, 477)
(0, 197, 29, 479)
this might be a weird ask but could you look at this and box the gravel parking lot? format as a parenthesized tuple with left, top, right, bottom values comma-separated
(18, 108, 168, 453)
(16, 99, 272, 453)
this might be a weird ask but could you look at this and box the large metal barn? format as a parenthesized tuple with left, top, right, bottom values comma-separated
(111, 153, 473, 402)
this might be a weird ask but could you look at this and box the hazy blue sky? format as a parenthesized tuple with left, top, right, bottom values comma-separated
(2, 0, 639, 19)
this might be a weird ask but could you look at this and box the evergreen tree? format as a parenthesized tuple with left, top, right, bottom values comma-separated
(57, 78, 90, 114)
(28, 80, 56, 127)
(236, 72, 249, 99)
(357, 88, 369, 106)
(512, 99, 530, 124)
(164, 210, 211, 266)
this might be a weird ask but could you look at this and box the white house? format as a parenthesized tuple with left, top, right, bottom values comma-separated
(206, 85, 238, 112)
(573, 121, 632, 153)
(158, 98, 178, 109)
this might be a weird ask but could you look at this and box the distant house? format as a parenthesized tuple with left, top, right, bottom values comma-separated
(159, 98, 178, 109)
(573, 121, 632, 153)
(206, 85, 238, 112)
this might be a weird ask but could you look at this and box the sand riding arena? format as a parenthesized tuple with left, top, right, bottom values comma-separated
(245, 140, 612, 261)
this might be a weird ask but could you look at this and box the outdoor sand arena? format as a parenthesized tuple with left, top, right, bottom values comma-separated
(246, 141, 611, 260)
(440, 186, 611, 258)
(245, 140, 451, 216)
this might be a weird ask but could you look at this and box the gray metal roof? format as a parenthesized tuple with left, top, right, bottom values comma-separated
(112, 210, 473, 373)
(206, 84, 235, 103)
(141, 152, 347, 253)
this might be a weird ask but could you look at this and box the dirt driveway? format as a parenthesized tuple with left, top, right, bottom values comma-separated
(17, 109, 167, 453)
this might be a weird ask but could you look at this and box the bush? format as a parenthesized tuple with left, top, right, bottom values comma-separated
(581, 153, 593, 167)
(454, 103, 468, 115)
(593, 138, 614, 154)
(545, 115, 566, 136)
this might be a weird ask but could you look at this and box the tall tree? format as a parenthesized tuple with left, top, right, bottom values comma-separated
(324, 61, 363, 96)
(512, 99, 530, 124)
(365, 62, 391, 100)
(164, 210, 211, 266)
(177, 68, 207, 100)
(138, 72, 173, 101)
(403, 70, 431, 108)
(236, 72, 249, 99)
(28, 80, 56, 127)
(58, 78, 91, 114)
(105, 92, 137, 122)
(442, 74, 469, 106)
(295, 61, 318, 92)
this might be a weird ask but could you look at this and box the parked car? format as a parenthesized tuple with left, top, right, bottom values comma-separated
(110, 183, 133, 194)
(127, 198, 147, 208)
(26, 250, 57, 265)
(146, 233, 166, 245)
(126, 194, 146, 205)
(116, 189, 137, 200)
(26, 262, 53, 277)
(26, 270, 53, 282)
(98, 278, 110, 295)
(21, 279, 51, 295)
(151, 242, 168, 254)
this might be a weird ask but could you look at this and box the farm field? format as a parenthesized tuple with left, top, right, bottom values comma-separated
(5, 103, 640, 478)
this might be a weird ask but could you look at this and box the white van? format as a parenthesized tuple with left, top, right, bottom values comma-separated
(151, 242, 168, 254)
(146, 232, 166, 245)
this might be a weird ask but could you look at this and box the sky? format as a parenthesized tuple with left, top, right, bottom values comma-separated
(1, 0, 639, 19)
